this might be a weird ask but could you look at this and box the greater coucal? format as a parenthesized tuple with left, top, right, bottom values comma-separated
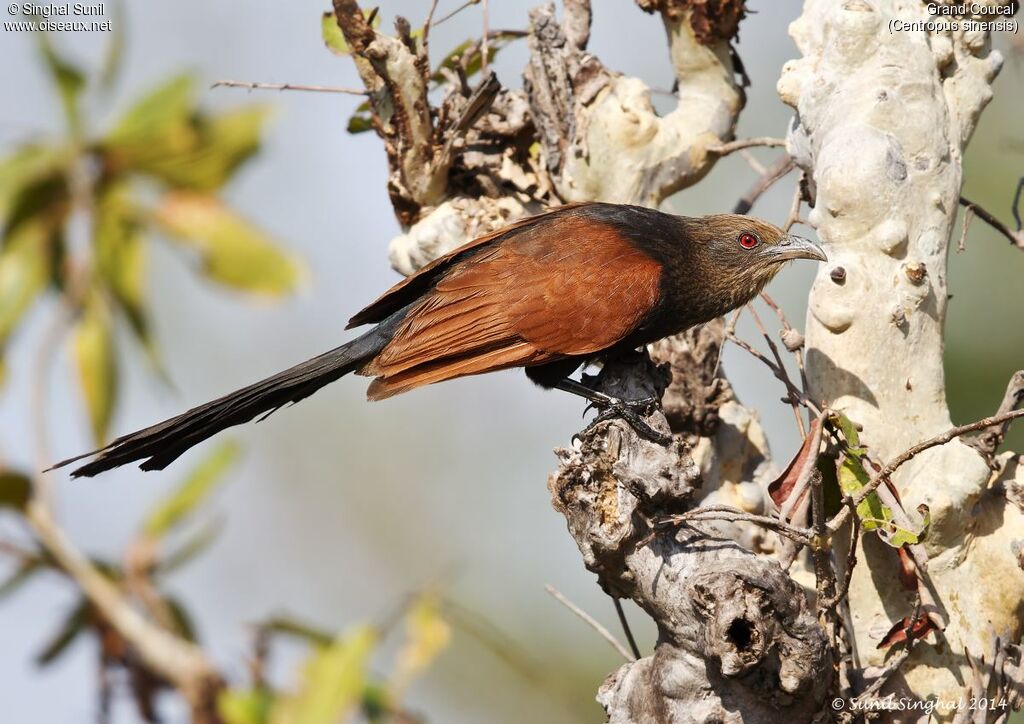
(52, 202, 825, 477)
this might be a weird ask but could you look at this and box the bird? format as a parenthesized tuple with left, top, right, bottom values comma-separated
(50, 202, 825, 478)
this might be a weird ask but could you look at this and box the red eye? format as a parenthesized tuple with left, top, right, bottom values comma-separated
(739, 232, 759, 249)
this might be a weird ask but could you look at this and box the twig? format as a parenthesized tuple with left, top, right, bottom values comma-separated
(783, 179, 803, 232)
(760, 292, 809, 392)
(959, 195, 1024, 250)
(612, 597, 642, 661)
(434, 0, 478, 27)
(544, 585, 635, 662)
(965, 370, 1024, 462)
(422, 0, 440, 56)
(733, 154, 794, 215)
(747, 302, 805, 437)
(661, 505, 812, 544)
(725, 331, 822, 417)
(820, 506, 860, 612)
(737, 149, 766, 176)
(708, 137, 787, 155)
(828, 408, 1024, 533)
(857, 647, 914, 702)
(1013, 176, 1023, 231)
(210, 80, 370, 96)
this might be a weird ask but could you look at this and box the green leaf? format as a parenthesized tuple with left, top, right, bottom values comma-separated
(72, 292, 118, 445)
(272, 626, 377, 724)
(98, 0, 125, 89)
(143, 440, 238, 538)
(885, 525, 920, 548)
(0, 470, 32, 511)
(36, 33, 86, 136)
(0, 144, 67, 221)
(836, 453, 887, 531)
(164, 595, 198, 641)
(828, 410, 865, 454)
(123, 106, 271, 192)
(432, 31, 522, 83)
(94, 183, 151, 348)
(152, 192, 304, 295)
(2, 168, 70, 240)
(0, 220, 51, 354)
(107, 74, 195, 149)
(36, 599, 90, 667)
(361, 684, 391, 722)
(0, 559, 42, 600)
(156, 518, 223, 574)
(219, 688, 274, 724)
(346, 101, 374, 135)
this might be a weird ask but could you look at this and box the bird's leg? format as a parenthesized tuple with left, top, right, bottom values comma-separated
(555, 378, 672, 445)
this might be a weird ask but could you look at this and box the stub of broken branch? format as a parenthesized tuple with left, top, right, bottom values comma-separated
(548, 352, 831, 721)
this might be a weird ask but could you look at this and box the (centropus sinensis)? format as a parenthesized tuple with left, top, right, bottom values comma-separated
(53, 202, 826, 477)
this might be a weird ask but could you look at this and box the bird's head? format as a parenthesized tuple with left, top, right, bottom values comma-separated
(684, 213, 826, 311)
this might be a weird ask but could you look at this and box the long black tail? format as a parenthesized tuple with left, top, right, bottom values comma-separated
(50, 317, 400, 478)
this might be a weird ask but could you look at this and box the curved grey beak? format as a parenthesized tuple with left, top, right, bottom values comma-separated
(765, 234, 827, 263)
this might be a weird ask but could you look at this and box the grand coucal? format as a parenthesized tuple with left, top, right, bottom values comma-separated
(52, 202, 825, 477)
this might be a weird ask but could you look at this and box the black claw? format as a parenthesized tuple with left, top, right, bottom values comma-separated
(585, 397, 672, 445)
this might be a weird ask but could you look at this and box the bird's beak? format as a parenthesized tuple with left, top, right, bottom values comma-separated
(765, 234, 827, 263)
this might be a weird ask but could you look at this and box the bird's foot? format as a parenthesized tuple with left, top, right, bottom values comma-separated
(581, 396, 672, 445)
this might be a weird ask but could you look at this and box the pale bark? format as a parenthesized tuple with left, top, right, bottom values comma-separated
(780, 0, 1022, 716)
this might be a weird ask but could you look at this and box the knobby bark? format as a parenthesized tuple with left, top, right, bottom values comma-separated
(781, 0, 1023, 715)
(335, 0, 1023, 720)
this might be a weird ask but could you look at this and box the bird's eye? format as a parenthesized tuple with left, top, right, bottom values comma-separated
(738, 232, 759, 250)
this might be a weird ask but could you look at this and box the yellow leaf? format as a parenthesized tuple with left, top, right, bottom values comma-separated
(321, 11, 351, 55)
(218, 688, 273, 724)
(272, 626, 377, 724)
(152, 192, 304, 295)
(392, 594, 451, 697)
(143, 440, 239, 538)
(94, 183, 148, 340)
(0, 219, 51, 348)
(72, 293, 117, 445)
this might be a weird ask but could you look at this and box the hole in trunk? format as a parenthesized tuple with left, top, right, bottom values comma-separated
(727, 618, 754, 651)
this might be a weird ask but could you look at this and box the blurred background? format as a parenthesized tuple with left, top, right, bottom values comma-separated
(0, 1, 1020, 721)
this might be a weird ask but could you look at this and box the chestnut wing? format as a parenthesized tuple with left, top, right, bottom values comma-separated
(346, 205, 589, 329)
(361, 213, 662, 399)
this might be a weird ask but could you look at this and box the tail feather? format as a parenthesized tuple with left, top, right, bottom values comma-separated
(50, 318, 399, 478)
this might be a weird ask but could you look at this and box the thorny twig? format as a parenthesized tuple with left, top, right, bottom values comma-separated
(760, 292, 809, 392)
(965, 370, 1024, 464)
(783, 179, 803, 232)
(959, 194, 1024, 251)
(211, 80, 370, 95)
(828, 409, 1024, 534)
(544, 585, 635, 662)
(725, 330, 822, 417)
(733, 154, 795, 215)
(747, 302, 805, 437)
(660, 505, 812, 545)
